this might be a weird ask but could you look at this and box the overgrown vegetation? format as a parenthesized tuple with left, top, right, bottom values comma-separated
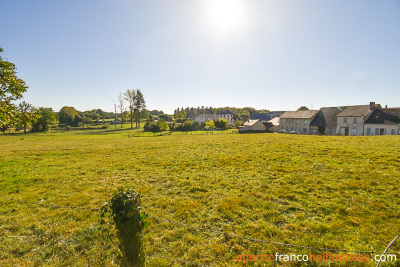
(1, 131, 399, 266)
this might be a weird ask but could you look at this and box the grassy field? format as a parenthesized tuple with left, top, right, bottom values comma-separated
(1, 130, 400, 266)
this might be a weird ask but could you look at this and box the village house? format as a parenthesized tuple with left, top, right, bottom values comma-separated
(279, 110, 319, 134)
(336, 102, 377, 136)
(266, 117, 280, 132)
(309, 107, 345, 135)
(238, 119, 266, 132)
(364, 108, 400, 135)
(194, 113, 234, 126)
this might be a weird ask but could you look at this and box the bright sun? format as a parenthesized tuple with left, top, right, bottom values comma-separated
(209, 0, 245, 32)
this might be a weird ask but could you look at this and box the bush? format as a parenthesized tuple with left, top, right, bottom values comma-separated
(205, 120, 215, 130)
(143, 120, 168, 132)
(215, 118, 228, 130)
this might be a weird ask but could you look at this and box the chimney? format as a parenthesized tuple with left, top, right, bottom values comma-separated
(370, 102, 375, 110)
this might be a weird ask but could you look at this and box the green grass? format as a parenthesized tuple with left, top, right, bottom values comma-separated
(0, 131, 400, 266)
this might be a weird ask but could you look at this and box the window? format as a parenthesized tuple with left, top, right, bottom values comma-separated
(351, 128, 357, 135)
(303, 128, 307, 133)
(343, 118, 347, 123)
(282, 119, 285, 123)
(304, 119, 308, 125)
(296, 119, 299, 124)
(375, 128, 380, 135)
(391, 129, 395, 135)
(353, 118, 357, 124)
(367, 128, 371, 135)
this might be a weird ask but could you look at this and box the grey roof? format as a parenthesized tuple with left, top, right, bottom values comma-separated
(280, 110, 319, 119)
(243, 119, 261, 126)
(195, 114, 218, 119)
(250, 113, 270, 121)
(336, 105, 375, 117)
(365, 108, 400, 125)
(310, 107, 345, 127)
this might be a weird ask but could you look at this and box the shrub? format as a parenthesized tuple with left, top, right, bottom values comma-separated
(143, 120, 168, 132)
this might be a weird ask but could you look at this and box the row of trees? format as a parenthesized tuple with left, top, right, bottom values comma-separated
(112, 89, 146, 129)
(173, 106, 271, 122)
(143, 118, 230, 133)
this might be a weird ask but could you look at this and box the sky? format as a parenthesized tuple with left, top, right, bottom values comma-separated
(1, 0, 400, 114)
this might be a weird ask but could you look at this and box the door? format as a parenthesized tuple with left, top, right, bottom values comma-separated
(344, 128, 349, 136)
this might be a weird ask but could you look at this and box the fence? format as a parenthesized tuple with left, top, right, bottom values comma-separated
(1, 195, 399, 266)
(128, 130, 238, 138)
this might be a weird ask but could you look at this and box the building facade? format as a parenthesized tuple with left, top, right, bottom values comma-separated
(280, 110, 319, 134)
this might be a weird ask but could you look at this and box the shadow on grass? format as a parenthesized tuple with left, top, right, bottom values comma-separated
(71, 127, 141, 135)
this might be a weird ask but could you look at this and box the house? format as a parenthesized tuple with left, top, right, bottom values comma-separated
(238, 119, 266, 133)
(336, 102, 378, 136)
(309, 107, 345, 135)
(110, 119, 121, 125)
(364, 108, 400, 135)
(266, 117, 280, 132)
(280, 110, 319, 134)
(194, 113, 234, 126)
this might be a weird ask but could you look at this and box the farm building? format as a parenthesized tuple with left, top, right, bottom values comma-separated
(238, 119, 266, 133)
(309, 107, 345, 135)
(266, 117, 280, 132)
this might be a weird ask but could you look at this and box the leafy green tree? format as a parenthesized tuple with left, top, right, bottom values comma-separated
(215, 118, 228, 130)
(59, 106, 79, 125)
(205, 120, 215, 130)
(168, 121, 176, 132)
(124, 89, 136, 129)
(31, 107, 56, 132)
(0, 47, 28, 130)
(17, 101, 39, 133)
(134, 89, 146, 128)
(297, 106, 309, 111)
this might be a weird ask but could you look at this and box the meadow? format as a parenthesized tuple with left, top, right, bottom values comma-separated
(0, 129, 400, 266)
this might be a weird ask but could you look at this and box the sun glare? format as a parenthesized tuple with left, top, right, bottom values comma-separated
(209, 0, 245, 32)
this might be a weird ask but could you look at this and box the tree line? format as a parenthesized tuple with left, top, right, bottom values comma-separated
(0, 47, 148, 133)
(173, 106, 271, 122)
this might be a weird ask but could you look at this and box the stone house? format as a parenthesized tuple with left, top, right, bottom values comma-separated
(336, 102, 377, 136)
(309, 107, 345, 135)
(364, 108, 400, 135)
(280, 110, 319, 134)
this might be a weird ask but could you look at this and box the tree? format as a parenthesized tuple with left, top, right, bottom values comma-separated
(0, 47, 28, 131)
(118, 92, 124, 128)
(17, 101, 39, 133)
(124, 89, 136, 129)
(205, 120, 215, 130)
(215, 118, 228, 130)
(58, 106, 79, 126)
(134, 89, 146, 128)
(31, 107, 56, 132)
(112, 99, 117, 130)
(297, 106, 309, 111)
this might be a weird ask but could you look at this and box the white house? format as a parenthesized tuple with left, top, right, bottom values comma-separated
(194, 113, 234, 126)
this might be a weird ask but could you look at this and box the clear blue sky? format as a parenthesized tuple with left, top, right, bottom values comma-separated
(1, 0, 400, 114)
